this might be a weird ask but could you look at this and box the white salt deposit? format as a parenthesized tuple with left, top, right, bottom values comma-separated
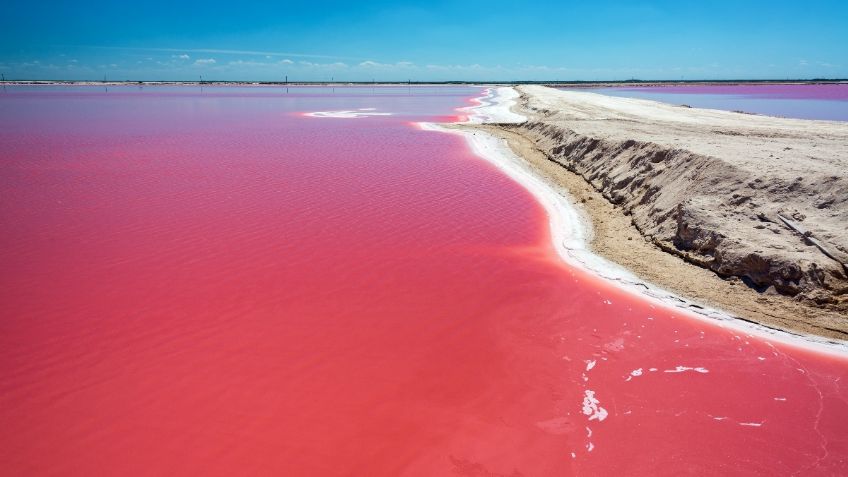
(581, 390, 608, 422)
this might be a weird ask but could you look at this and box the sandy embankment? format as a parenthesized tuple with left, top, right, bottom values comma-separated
(465, 85, 848, 340)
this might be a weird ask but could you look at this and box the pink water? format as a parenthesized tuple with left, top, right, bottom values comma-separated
(575, 83, 848, 121)
(1, 86, 847, 476)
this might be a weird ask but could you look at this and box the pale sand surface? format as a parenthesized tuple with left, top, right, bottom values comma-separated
(467, 85, 848, 340)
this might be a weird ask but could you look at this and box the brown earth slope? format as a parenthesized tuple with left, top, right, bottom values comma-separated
(482, 85, 848, 338)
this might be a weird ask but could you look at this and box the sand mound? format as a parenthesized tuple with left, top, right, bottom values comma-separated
(504, 85, 848, 312)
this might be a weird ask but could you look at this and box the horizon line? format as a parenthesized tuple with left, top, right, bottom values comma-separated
(3, 78, 848, 85)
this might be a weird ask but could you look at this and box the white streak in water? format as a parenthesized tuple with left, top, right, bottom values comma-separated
(306, 110, 391, 118)
(664, 366, 709, 374)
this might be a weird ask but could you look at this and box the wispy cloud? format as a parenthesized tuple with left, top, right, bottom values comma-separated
(359, 60, 416, 68)
(297, 61, 348, 68)
(194, 58, 216, 65)
(71, 45, 362, 61)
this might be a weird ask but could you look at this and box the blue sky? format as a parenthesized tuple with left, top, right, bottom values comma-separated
(1, 0, 846, 81)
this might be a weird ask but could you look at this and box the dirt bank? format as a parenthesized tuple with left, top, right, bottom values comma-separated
(471, 85, 848, 339)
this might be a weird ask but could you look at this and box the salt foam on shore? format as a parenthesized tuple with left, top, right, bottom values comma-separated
(420, 86, 847, 356)
(462, 87, 526, 124)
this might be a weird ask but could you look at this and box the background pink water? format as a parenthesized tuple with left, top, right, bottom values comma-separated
(1, 86, 847, 475)
(572, 83, 848, 121)
(614, 84, 848, 101)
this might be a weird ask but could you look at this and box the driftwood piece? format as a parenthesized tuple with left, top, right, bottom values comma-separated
(777, 214, 848, 273)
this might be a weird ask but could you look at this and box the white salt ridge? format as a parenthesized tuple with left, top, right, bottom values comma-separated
(419, 87, 848, 357)
(581, 390, 608, 422)
(585, 360, 597, 371)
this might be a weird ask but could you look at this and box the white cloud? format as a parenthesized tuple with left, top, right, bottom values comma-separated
(228, 59, 269, 67)
(194, 58, 216, 65)
(359, 60, 416, 68)
(173, 54, 190, 60)
(279, 59, 294, 65)
(297, 61, 348, 69)
(425, 63, 496, 71)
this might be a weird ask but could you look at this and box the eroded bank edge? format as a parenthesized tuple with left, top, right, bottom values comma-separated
(418, 86, 848, 357)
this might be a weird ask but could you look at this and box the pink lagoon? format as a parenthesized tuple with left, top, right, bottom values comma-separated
(1, 85, 847, 476)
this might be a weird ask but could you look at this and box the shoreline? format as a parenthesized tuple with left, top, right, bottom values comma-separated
(426, 87, 847, 356)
